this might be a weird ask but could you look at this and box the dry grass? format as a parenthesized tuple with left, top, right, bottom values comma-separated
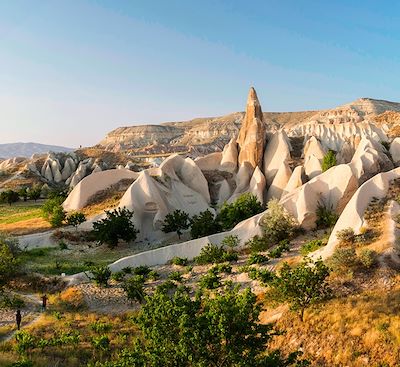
(81, 194, 123, 217)
(269, 279, 400, 366)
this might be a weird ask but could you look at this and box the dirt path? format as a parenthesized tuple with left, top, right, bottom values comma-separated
(0, 293, 42, 343)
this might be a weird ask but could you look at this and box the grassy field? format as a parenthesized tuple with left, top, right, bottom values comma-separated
(0, 201, 51, 235)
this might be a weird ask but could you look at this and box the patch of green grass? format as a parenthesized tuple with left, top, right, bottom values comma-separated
(0, 203, 43, 225)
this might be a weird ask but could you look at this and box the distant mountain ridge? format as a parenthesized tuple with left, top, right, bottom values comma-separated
(0, 142, 74, 159)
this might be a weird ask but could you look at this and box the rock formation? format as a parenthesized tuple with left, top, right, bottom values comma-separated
(237, 87, 266, 169)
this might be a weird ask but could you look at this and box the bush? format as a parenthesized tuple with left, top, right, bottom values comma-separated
(221, 234, 240, 249)
(28, 185, 42, 201)
(167, 271, 183, 282)
(195, 244, 225, 265)
(336, 227, 355, 245)
(147, 270, 160, 281)
(90, 321, 112, 334)
(122, 276, 146, 304)
(321, 150, 337, 172)
(217, 193, 263, 231)
(66, 212, 86, 229)
(247, 252, 269, 265)
(316, 203, 338, 229)
(300, 239, 325, 255)
(92, 207, 138, 248)
(359, 249, 377, 269)
(53, 287, 86, 311)
(268, 239, 290, 259)
(246, 235, 270, 252)
(86, 265, 111, 287)
(162, 209, 191, 239)
(329, 247, 358, 270)
(190, 209, 222, 239)
(111, 271, 125, 282)
(211, 263, 232, 274)
(198, 271, 221, 289)
(133, 265, 151, 277)
(261, 199, 298, 246)
(171, 257, 188, 266)
(0, 293, 25, 309)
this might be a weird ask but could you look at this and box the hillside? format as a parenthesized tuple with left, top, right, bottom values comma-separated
(98, 97, 400, 154)
(0, 142, 74, 159)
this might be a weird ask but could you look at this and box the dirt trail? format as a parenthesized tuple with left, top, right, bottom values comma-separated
(0, 293, 42, 343)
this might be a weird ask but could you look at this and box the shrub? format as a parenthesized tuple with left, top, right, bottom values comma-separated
(167, 271, 183, 282)
(90, 321, 112, 334)
(268, 239, 290, 259)
(133, 265, 151, 277)
(147, 270, 160, 281)
(261, 199, 298, 245)
(161, 209, 191, 239)
(15, 331, 36, 357)
(156, 279, 177, 293)
(190, 209, 222, 239)
(171, 256, 188, 266)
(221, 234, 240, 249)
(92, 207, 138, 248)
(316, 203, 338, 229)
(0, 293, 25, 309)
(86, 265, 111, 287)
(111, 271, 125, 282)
(211, 263, 232, 274)
(121, 266, 132, 274)
(336, 227, 355, 245)
(58, 241, 68, 250)
(329, 247, 358, 270)
(246, 235, 270, 252)
(123, 275, 146, 304)
(359, 249, 377, 269)
(247, 252, 269, 265)
(66, 212, 86, 229)
(222, 251, 239, 262)
(195, 244, 226, 265)
(198, 271, 221, 289)
(267, 257, 331, 321)
(217, 193, 263, 230)
(300, 239, 325, 255)
(91, 335, 110, 352)
(321, 150, 337, 172)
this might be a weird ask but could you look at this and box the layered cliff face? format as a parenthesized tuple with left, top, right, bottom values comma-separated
(98, 98, 400, 154)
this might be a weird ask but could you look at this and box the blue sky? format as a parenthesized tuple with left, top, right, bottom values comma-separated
(0, 0, 399, 147)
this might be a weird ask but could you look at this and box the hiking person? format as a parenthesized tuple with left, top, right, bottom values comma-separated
(16, 310, 22, 330)
(41, 294, 48, 311)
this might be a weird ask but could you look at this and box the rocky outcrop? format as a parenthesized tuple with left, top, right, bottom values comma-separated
(304, 154, 322, 180)
(390, 138, 400, 164)
(266, 161, 292, 200)
(237, 87, 266, 169)
(219, 138, 238, 172)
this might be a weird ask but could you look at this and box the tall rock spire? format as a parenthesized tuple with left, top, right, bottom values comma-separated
(237, 87, 267, 169)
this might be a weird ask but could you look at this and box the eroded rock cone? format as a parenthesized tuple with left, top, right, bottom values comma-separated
(237, 87, 266, 169)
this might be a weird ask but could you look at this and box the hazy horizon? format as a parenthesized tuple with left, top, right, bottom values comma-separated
(1, 0, 399, 147)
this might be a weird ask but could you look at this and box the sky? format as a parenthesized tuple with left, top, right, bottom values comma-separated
(0, 0, 399, 147)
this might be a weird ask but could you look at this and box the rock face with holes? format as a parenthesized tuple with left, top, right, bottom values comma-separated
(237, 87, 267, 169)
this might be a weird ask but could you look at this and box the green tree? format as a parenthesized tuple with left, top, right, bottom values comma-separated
(18, 187, 28, 202)
(0, 190, 19, 206)
(27, 185, 42, 202)
(190, 209, 222, 239)
(42, 197, 66, 227)
(321, 150, 337, 172)
(217, 193, 263, 231)
(66, 212, 86, 229)
(92, 208, 138, 248)
(132, 286, 284, 366)
(267, 257, 331, 321)
(0, 240, 19, 290)
(162, 209, 191, 239)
